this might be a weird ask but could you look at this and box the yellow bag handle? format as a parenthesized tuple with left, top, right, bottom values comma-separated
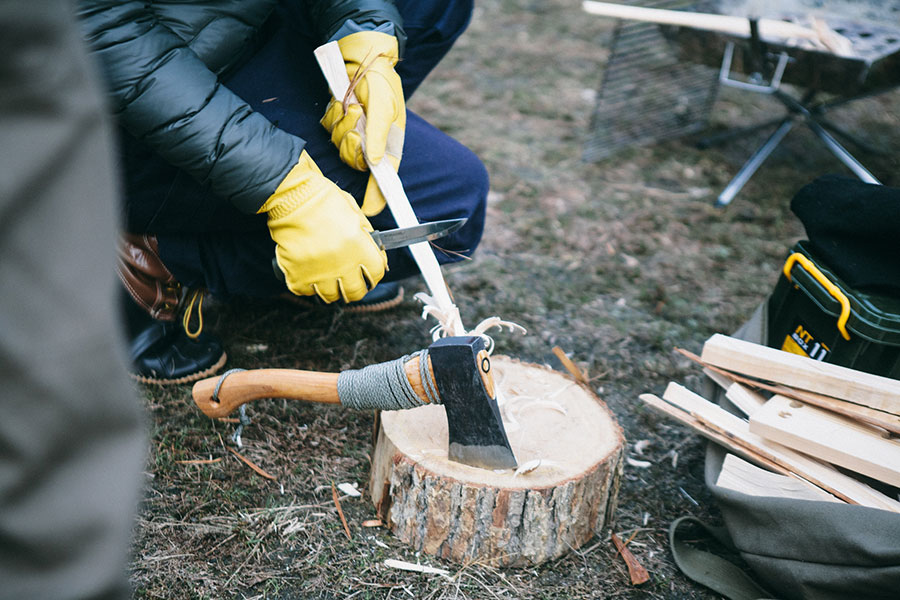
(783, 252, 851, 340)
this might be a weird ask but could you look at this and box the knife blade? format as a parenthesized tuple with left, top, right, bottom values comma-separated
(272, 218, 467, 282)
(370, 218, 466, 250)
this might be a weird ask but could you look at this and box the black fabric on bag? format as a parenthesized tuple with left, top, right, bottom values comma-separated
(690, 304, 900, 600)
(790, 175, 900, 294)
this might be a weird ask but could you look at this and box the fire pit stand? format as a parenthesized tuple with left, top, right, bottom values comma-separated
(585, 1, 900, 206)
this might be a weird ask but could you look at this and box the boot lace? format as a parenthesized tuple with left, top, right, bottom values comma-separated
(182, 288, 205, 339)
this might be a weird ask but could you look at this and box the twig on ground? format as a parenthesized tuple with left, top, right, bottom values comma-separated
(611, 532, 650, 585)
(227, 447, 276, 480)
(552, 346, 589, 385)
(332, 482, 352, 540)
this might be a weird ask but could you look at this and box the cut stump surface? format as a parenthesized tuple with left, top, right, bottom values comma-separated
(370, 356, 625, 566)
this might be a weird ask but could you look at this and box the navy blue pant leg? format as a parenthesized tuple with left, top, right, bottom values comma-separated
(141, 1, 485, 298)
(394, 0, 475, 97)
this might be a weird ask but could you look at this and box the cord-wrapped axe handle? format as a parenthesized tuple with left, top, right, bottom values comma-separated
(192, 355, 433, 419)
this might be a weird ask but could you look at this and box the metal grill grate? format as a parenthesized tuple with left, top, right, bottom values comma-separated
(583, 0, 900, 163)
(584, 0, 720, 162)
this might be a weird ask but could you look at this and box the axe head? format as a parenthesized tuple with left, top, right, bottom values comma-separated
(428, 336, 518, 470)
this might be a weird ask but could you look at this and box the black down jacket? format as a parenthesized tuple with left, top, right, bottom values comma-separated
(78, 0, 403, 213)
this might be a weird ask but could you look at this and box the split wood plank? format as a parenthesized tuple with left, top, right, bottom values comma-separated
(749, 395, 900, 488)
(683, 347, 900, 435)
(700, 334, 900, 416)
(716, 454, 840, 503)
(659, 383, 900, 512)
(724, 382, 767, 418)
(703, 367, 735, 392)
(639, 393, 790, 476)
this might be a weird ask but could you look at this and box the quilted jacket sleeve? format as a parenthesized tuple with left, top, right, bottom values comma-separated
(78, 0, 303, 213)
(307, 0, 405, 54)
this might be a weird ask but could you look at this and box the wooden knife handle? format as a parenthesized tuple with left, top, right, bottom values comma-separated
(192, 355, 433, 419)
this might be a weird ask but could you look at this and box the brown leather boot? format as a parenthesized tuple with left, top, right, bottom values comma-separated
(118, 234, 226, 385)
(117, 233, 183, 321)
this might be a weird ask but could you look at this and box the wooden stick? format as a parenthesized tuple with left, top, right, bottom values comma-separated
(581, 1, 853, 56)
(700, 335, 900, 416)
(228, 448, 277, 481)
(552, 346, 589, 385)
(314, 42, 457, 322)
(332, 482, 352, 540)
(750, 395, 900, 488)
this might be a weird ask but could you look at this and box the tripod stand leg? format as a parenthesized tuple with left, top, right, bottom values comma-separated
(814, 117, 885, 156)
(697, 116, 784, 149)
(716, 117, 794, 207)
(807, 120, 881, 184)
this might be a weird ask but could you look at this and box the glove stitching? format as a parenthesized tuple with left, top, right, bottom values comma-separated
(265, 177, 328, 221)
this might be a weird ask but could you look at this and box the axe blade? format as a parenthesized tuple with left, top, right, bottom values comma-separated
(429, 336, 517, 470)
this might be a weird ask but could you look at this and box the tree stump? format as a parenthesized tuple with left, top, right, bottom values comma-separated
(369, 356, 625, 567)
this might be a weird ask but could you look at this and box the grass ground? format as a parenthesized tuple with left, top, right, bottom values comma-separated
(130, 1, 900, 598)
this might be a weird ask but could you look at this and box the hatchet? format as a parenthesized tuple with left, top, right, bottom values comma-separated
(192, 336, 517, 470)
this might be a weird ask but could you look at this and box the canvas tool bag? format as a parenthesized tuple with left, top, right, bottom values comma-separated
(670, 303, 900, 600)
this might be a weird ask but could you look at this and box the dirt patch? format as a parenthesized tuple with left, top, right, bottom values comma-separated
(130, 1, 900, 598)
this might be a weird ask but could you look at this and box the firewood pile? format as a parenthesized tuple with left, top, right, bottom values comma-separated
(641, 334, 900, 512)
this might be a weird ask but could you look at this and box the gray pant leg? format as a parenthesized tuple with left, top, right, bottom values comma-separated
(0, 3, 147, 599)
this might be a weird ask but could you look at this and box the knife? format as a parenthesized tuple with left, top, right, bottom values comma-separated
(369, 218, 466, 251)
(273, 217, 467, 280)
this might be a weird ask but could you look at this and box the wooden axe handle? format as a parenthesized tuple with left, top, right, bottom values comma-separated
(192, 355, 431, 419)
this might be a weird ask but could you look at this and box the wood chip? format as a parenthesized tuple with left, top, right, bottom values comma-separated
(552, 346, 589, 384)
(611, 532, 650, 585)
(337, 482, 362, 497)
(331, 482, 352, 540)
(513, 458, 542, 477)
(174, 458, 223, 465)
(633, 440, 652, 455)
(227, 448, 276, 480)
(362, 519, 383, 528)
(383, 559, 449, 576)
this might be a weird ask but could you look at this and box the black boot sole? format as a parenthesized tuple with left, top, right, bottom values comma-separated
(129, 351, 227, 386)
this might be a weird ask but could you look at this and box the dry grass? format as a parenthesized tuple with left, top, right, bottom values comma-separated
(130, 1, 900, 598)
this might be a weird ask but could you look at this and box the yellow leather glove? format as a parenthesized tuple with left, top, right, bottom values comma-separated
(259, 151, 387, 303)
(320, 31, 405, 217)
